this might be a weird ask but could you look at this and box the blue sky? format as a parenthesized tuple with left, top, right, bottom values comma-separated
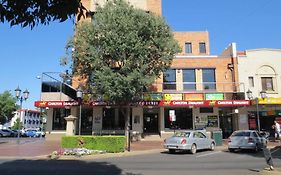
(0, 0, 281, 110)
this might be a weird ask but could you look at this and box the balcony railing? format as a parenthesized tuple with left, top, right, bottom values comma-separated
(41, 72, 77, 100)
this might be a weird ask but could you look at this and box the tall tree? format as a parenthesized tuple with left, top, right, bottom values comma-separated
(68, 0, 180, 149)
(0, 91, 17, 124)
(0, 0, 86, 28)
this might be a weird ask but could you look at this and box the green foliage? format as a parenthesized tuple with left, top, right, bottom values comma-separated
(61, 136, 126, 153)
(70, 0, 180, 104)
(0, 91, 17, 124)
(11, 118, 22, 130)
(0, 0, 86, 28)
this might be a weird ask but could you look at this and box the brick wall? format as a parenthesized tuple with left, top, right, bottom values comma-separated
(173, 32, 210, 55)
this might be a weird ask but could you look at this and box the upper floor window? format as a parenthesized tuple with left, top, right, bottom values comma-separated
(202, 69, 216, 90)
(199, 42, 206, 54)
(183, 69, 196, 90)
(261, 77, 274, 91)
(185, 42, 192, 53)
(248, 76, 254, 87)
(163, 69, 176, 90)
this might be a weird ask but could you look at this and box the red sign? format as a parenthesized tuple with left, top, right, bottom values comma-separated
(34, 101, 79, 107)
(35, 100, 250, 108)
(159, 100, 250, 107)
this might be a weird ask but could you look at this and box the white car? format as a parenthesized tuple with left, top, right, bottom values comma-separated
(228, 130, 267, 152)
(164, 130, 216, 154)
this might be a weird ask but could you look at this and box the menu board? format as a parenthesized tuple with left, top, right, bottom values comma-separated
(207, 115, 218, 127)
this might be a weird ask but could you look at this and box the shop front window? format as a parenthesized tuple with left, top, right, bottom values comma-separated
(52, 108, 70, 130)
(102, 108, 125, 130)
(164, 108, 193, 130)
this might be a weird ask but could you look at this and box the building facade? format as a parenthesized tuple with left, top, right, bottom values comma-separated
(34, 0, 251, 140)
(237, 49, 281, 132)
(10, 109, 42, 130)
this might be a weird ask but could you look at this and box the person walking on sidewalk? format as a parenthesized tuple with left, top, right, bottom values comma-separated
(272, 120, 280, 141)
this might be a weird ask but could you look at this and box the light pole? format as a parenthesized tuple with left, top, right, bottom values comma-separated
(246, 89, 267, 132)
(76, 87, 83, 135)
(14, 86, 29, 144)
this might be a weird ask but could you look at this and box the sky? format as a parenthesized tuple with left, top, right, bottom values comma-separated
(0, 0, 281, 110)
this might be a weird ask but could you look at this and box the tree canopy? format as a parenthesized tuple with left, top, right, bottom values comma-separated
(0, 0, 86, 28)
(69, 0, 180, 105)
(0, 91, 17, 124)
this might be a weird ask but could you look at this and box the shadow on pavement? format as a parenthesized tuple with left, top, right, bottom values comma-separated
(0, 159, 142, 175)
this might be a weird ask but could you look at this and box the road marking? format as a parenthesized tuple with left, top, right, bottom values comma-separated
(196, 151, 222, 158)
(271, 147, 280, 154)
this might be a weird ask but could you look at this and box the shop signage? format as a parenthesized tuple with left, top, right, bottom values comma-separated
(163, 93, 182, 101)
(138, 101, 160, 106)
(143, 93, 162, 101)
(35, 100, 250, 108)
(184, 93, 204, 100)
(258, 98, 281, 105)
(159, 100, 250, 107)
(205, 93, 224, 100)
(34, 101, 79, 107)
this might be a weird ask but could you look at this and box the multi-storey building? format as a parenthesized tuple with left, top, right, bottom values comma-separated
(35, 0, 250, 140)
(237, 49, 281, 132)
(10, 109, 41, 130)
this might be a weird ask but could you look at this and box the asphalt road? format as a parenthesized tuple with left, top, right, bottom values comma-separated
(0, 148, 280, 175)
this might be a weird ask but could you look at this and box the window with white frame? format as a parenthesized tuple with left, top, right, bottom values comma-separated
(185, 42, 192, 53)
(248, 76, 254, 87)
(261, 77, 274, 91)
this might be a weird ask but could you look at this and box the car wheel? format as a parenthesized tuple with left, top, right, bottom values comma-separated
(254, 145, 259, 153)
(190, 144, 197, 154)
(228, 148, 235, 152)
(210, 142, 215, 151)
(169, 149, 175, 154)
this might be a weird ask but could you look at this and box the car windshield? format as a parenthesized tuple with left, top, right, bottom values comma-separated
(232, 131, 250, 137)
(173, 132, 190, 137)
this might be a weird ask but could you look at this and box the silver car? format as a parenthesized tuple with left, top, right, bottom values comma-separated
(163, 130, 216, 154)
(228, 130, 267, 152)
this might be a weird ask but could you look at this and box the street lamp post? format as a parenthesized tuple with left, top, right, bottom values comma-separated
(246, 89, 266, 132)
(76, 87, 83, 135)
(14, 86, 29, 144)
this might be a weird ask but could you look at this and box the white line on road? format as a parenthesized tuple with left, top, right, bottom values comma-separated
(196, 151, 222, 158)
(271, 147, 280, 154)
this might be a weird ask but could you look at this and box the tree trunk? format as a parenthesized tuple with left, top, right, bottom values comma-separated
(124, 106, 131, 151)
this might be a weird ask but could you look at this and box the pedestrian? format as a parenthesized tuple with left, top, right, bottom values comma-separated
(273, 120, 280, 141)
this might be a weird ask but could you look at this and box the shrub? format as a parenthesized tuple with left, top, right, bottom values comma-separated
(61, 136, 126, 153)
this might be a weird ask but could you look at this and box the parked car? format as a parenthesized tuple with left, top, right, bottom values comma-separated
(163, 130, 216, 154)
(24, 129, 38, 137)
(0, 129, 12, 137)
(24, 128, 45, 138)
(228, 130, 267, 152)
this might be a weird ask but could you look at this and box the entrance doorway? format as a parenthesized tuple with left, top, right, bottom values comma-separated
(81, 108, 93, 135)
(143, 108, 159, 133)
(219, 108, 233, 139)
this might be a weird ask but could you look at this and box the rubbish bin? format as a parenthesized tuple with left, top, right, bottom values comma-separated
(212, 130, 223, 146)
